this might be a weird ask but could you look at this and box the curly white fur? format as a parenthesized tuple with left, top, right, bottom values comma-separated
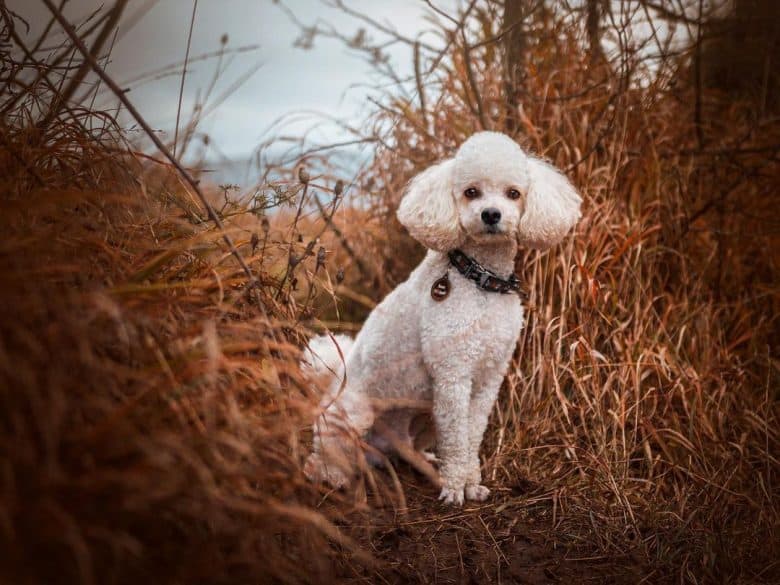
(300, 333, 354, 382)
(304, 132, 581, 505)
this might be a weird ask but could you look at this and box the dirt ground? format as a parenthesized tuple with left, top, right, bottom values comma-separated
(319, 466, 648, 584)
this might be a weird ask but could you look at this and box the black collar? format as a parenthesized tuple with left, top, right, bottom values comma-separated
(448, 249, 523, 296)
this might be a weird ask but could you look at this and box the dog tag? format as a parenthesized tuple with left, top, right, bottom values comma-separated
(431, 274, 450, 301)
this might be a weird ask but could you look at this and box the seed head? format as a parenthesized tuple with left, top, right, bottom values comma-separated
(334, 179, 344, 196)
(336, 267, 345, 283)
(298, 167, 310, 184)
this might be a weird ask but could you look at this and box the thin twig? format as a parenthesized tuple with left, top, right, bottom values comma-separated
(40, 0, 127, 129)
(693, 0, 704, 151)
(413, 41, 429, 134)
(313, 193, 370, 279)
(275, 180, 310, 299)
(173, 0, 198, 158)
(1, 4, 112, 116)
(461, 28, 488, 130)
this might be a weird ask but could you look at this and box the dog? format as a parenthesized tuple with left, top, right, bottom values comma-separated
(303, 131, 581, 505)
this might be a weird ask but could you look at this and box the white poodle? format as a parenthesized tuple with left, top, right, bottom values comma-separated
(304, 131, 581, 505)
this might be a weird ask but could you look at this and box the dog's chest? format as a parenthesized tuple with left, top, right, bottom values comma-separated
(420, 272, 524, 358)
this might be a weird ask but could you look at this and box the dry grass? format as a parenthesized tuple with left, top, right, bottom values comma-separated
(1, 2, 778, 584)
(0, 127, 366, 585)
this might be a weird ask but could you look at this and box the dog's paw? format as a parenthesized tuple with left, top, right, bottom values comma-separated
(304, 454, 349, 489)
(438, 486, 465, 506)
(465, 484, 491, 502)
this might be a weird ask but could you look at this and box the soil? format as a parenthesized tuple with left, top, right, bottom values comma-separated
(322, 466, 649, 584)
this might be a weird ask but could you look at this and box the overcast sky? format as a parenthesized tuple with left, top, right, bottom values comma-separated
(11, 0, 453, 168)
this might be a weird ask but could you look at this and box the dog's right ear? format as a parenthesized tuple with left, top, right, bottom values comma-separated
(396, 159, 463, 252)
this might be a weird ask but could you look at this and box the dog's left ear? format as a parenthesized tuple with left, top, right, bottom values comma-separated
(517, 156, 582, 249)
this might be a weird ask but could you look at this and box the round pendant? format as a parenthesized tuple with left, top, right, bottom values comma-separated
(431, 274, 450, 301)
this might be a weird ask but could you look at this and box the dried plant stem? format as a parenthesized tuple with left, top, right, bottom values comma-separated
(413, 41, 430, 134)
(313, 193, 370, 279)
(275, 181, 309, 299)
(173, 0, 198, 158)
(461, 33, 488, 130)
(372, 419, 441, 489)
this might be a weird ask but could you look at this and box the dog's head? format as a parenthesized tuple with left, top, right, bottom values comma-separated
(397, 131, 582, 251)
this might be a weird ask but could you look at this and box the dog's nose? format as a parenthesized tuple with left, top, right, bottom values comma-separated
(481, 208, 501, 225)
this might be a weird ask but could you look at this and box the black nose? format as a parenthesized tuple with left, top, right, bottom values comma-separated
(481, 208, 501, 225)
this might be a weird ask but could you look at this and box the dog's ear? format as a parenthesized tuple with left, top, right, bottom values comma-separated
(397, 159, 464, 251)
(518, 156, 582, 249)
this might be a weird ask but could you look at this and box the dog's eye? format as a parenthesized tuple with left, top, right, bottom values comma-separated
(506, 188, 521, 200)
(464, 187, 480, 199)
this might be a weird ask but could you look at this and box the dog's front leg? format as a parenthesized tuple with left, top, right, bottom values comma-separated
(432, 373, 471, 506)
(464, 380, 502, 501)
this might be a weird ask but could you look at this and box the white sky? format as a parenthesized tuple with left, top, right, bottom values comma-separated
(10, 0, 453, 167)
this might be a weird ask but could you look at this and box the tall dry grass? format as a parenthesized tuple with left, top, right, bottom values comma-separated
(0, 1, 778, 584)
(0, 4, 370, 583)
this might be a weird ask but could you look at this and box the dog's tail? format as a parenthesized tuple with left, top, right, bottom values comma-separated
(301, 334, 354, 386)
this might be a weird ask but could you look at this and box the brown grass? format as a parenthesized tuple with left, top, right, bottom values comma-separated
(1, 2, 778, 584)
